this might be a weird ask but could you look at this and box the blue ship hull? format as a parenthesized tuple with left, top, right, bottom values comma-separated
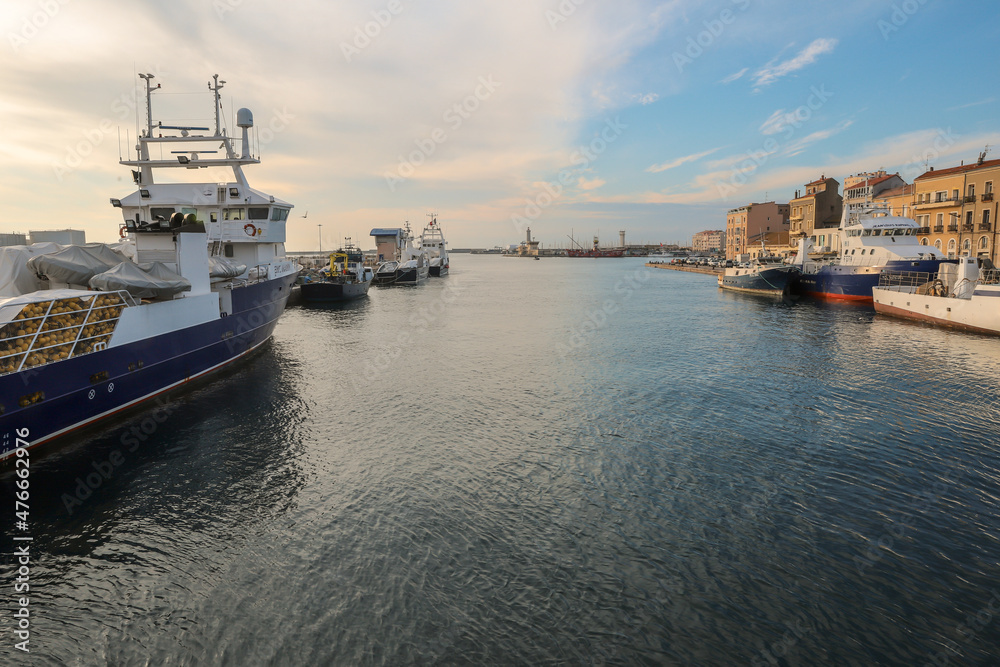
(0, 274, 296, 459)
(797, 259, 947, 302)
(719, 266, 799, 295)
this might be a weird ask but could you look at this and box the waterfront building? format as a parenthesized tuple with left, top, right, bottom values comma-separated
(747, 231, 793, 261)
(913, 154, 1000, 259)
(788, 176, 842, 250)
(725, 202, 789, 260)
(873, 183, 916, 218)
(843, 172, 905, 216)
(693, 229, 725, 254)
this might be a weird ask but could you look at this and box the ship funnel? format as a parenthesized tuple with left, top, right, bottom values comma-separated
(237, 108, 253, 159)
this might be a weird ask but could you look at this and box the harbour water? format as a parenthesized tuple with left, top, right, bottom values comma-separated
(3, 255, 1000, 665)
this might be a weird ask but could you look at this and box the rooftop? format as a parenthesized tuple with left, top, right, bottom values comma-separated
(915, 158, 1000, 180)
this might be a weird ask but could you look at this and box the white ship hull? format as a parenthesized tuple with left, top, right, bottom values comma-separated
(873, 287, 1000, 335)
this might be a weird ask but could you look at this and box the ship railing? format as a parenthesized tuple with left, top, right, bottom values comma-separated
(979, 269, 1000, 285)
(878, 270, 937, 290)
(0, 290, 137, 376)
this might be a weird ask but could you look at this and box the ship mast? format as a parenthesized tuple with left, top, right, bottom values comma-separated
(209, 74, 225, 137)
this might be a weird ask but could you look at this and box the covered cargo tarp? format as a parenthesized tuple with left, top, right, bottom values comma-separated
(89, 262, 190, 300)
(208, 256, 247, 279)
(27, 244, 132, 286)
(0, 243, 64, 297)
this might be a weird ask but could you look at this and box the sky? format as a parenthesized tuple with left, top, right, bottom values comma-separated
(1, 0, 998, 251)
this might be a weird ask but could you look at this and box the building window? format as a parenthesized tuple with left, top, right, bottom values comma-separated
(986, 181, 994, 194)
(953, 189, 959, 200)
(934, 239, 942, 250)
(968, 184, 976, 198)
(936, 213, 943, 226)
(979, 236, 989, 250)
(984, 210, 991, 226)
(963, 238, 971, 254)
(920, 238, 928, 245)
(967, 211, 974, 226)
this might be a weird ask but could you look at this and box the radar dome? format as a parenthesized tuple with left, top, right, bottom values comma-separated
(236, 108, 254, 128)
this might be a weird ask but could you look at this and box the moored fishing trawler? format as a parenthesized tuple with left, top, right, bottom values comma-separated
(718, 255, 799, 295)
(873, 257, 1000, 334)
(371, 223, 429, 285)
(0, 73, 298, 459)
(300, 242, 373, 302)
(791, 203, 948, 302)
(419, 214, 449, 276)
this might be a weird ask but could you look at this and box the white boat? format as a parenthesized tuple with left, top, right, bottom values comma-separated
(872, 257, 1000, 335)
(372, 223, 428, 285)
(0, 73, 298, 459)
(419, 215, 449, 277)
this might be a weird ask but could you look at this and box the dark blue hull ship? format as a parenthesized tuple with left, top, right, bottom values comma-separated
(718, 264, 800, 295)
(0, 73, 299, 460)
(0, 276, 295, 457)
(796, 259, 946, 301)
(792, 203, 948, 303)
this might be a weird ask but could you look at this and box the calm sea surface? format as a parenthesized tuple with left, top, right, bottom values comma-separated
(3, 255, 1000, 665)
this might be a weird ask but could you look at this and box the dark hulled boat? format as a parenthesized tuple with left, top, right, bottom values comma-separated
(300, 247, 373, 302)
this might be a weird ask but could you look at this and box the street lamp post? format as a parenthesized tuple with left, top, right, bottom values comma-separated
(318, 224, 322, 253)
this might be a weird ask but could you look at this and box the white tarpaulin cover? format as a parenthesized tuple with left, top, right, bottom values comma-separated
(0, 243, 63, 297)
(89, 262, 190, 300)
(27, 244, 131, 286)
(208, 256, 247, 279)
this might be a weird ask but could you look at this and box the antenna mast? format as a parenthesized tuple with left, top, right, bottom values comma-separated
(138, 73, 158, 137)
(209, 74, 226, 137)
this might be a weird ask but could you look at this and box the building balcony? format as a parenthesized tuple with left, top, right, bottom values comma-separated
(916, 227, 930, 235)
(933, 226, 944, 233)
(914, 198, 960, 209)
(964, 195, 977, 203)
(947, 225, 958, 232)
(984, 193, 995, 202)
(979, 222, 992, 231)
(962, 224, 974, 232)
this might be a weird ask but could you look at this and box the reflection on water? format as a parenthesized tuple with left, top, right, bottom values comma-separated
(2, 256, 1000, 665)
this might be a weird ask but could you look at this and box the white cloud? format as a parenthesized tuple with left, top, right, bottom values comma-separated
(752, 38, 838, 89)
(632, 92, 660, 105)
(578, 176, 606, 190)
(646, 147, 721, 173)
(781, 120, 854, 157)
(720, 68, 748, 84)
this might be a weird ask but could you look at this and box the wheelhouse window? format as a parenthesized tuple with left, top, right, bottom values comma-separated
(224, 208, 245, 220)
(248, 207, 270, 220)
(270, 208, 290, 222)
(150, 207, 175, 221)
